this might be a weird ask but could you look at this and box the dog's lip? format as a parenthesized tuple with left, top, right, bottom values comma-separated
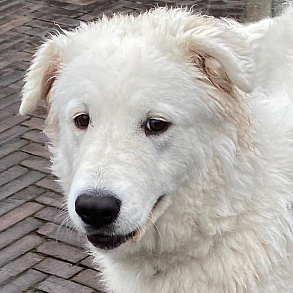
(87, 195, 165, 249)
(153, 195, 164, 209)
(87, 231, 136, 250)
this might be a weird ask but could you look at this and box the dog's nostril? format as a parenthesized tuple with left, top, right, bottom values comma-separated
(75, 193, 121, 229)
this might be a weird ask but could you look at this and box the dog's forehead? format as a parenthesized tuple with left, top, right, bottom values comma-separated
(53, 42, 203, 120)
(50, 11, 211, 123)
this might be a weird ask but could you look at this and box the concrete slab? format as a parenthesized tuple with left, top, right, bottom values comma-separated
(245, 0, 272, 22)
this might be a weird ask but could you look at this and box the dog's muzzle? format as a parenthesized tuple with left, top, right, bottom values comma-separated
(75, 192, 165, 250)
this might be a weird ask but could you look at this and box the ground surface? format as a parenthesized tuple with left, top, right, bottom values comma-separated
(0, 0, 285, 292)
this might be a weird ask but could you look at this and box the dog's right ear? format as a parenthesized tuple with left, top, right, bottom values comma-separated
(19, 34, 68, 115)
(181, 16, 255, 93)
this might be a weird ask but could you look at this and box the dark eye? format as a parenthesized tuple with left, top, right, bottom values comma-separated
(74, 114, 90, 129)
(145, 118, 170, 136)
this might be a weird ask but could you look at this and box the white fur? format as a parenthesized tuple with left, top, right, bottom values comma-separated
(20, 8, 293, 293)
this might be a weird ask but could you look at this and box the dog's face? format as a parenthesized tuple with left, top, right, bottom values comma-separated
(20, 9, 254, 252)
(46, 48, 214, 249)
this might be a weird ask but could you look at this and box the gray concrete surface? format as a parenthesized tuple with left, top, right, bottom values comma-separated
(245, 0, 272, 21)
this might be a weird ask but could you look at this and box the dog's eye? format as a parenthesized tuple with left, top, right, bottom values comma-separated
(145, 118, 170, 136)
(74, 114, 90, 129)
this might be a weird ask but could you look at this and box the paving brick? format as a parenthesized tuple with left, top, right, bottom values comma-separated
(21, 156, 52, 174)
(0, 70, 25, 87)
(0, 124, 28, 145)
(1, 66, 14, 76)
(1, 60, 22, 72)
(72, 1, 104, 13)
(22, 129, 47, 144)
(34, 206, 66, 225)
(0, 235, 43, 267)
(0, 1, 23, 14)
(1, 50, 33, 65)
(0, 87, 14, 99)
(43, 0, 81, 11)
(0, 31, 23, 44)
(36, 176, 63, 194)
(0, 186, 44, 217)
(0, 92, 21, 110)
(0, 138, 28, 157)
(0, 217, 42, 250)
(36, 275, 94, 293)
(72, 269, 106, 292)
(80, 256, 99, 271)
(36, 240, 87, 263)
(25, 27, 50, 38)
(22, 42, 38, 54)
(25, 35, 43, 47)
(37, 222, 57, 237)
(0, 101, 22, 119)
(0, 165, 28, 186)
(6, 58, 28, 70)
(37, 222, 86, 248)
(0, 201, 43, 232)
(0, 113, 29, 133)
(0, 35, 25, 52)
(0, 269, 47, 293)
(34, 257, 83, 279)
(14, 25, 32, 34)
(0, 252, 44, 284)
(21, 142, 51, 158)
(35, 191, 64, 208)
(18, 2, 44, 13)
(8, 80, 25, 91)
(0, 60, 11, 70)
(32, 6, 83, 18)
(77, 13, 98, 21)
(26, 19, 62, 30)
(0, 170, 45, 200)
(0, 151, 29, 172)
(0, 16, 30, 33)
(0, 15, 18, 30)
(22, 117, 45, 130)
(32, 11, 81, 27)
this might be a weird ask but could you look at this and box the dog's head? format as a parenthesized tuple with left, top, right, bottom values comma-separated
(20, 9, 254, 252)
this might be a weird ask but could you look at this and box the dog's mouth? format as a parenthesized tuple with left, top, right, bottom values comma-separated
(87, 231, 136, 250)
(87, 195, 165, 250)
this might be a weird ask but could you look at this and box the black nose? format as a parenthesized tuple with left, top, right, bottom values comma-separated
(75, 193, 121, 230)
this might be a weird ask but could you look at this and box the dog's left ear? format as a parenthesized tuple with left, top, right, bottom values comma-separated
(19, 34, 69, 115)
(182, 17, 255, 93)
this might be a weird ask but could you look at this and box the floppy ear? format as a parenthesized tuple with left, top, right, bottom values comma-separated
(19, 34, 68, 115)
(182, 17, 255, 93)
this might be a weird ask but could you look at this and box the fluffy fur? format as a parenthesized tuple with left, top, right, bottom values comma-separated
(20, 7, 293, 293)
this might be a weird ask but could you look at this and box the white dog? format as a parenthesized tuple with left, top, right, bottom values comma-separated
(20, 7, 293, 293)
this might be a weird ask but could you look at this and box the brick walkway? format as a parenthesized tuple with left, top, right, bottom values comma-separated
(0, 0, 270, 292)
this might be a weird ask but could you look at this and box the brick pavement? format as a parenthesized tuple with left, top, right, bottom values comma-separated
(0, 0, 269, 292)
